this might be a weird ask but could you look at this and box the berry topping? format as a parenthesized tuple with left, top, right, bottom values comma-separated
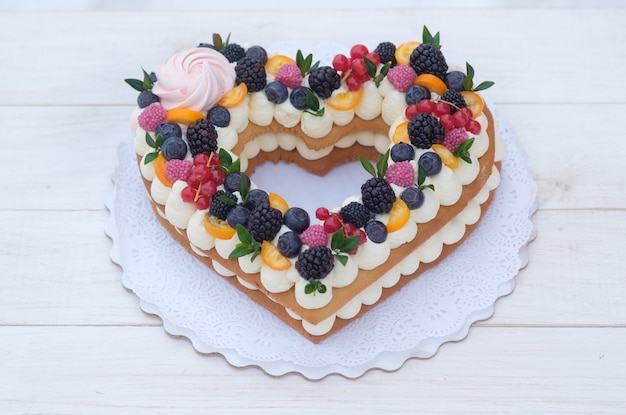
(226, 205, 251, 229)
(247, 203, 283, 243)
(364, 220, 387, 243)
(138, 103, 168, 132)
(387, 64, 417, 93)
(401, 187, 425, 210)
(275, 63, 303, 89)
(307, 66, 341, 99)
(440, 89, 468, 114)
(235, 57, 267, 93)
(209, 190, 237, 220)
(385, 161, 415, 187)
(315, 207, 331, 221)
(155, 121, 182, 140)
(186, 119, 218, 156)
(137, 90, 160, 109)
(223, 172, 250, 193)
(289, 86, 309, 110)
(374, 41, 397, 67)
(390, 142, 415, 162)
(466, 119, 482, 135)
(339, 202, 372, 229)
(405, 85, 431, 105)
(264, 81, 289, 104)
(442, 127, 469, 152)
(332, 54, 350, 72)
(245, 45, 268, 64)
(445, 70, 466, 92)
(409, 28, 448, 80)
(165, 159, 192, 183)
(295, 246, 334, 280)
(221, 43, 246, 63)
(350, 44, 369, 59)
(245, 188, 269, 211)
(283, 207, 311, 234)
(419, 151, 443, 176)
(161, 137, 188, 160)
(416, 99, 436, 114)
(361, 177, 396, 214)
(300, 224, 328, 248)
(207, 106, 231, 128)
(323, 213, 343, 234)
(408, 113, 445, 149)
(277, 231, 303, 258)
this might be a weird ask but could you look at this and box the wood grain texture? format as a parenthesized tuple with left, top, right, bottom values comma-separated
(1, 5, 625, 415)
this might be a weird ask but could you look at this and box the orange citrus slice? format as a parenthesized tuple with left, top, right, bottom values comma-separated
(153, 153, 173, 187)
(460, 90, 485, 118)
(218, 83, 248, 108)
(326, 89, 363, 111)
(395, 41, 420, 65)
(261, 241, 292, 271)
(269, 192, 289, 215)
(386, 198, 410, 233)
(414, 74, 447, 96)
(203, 215, 236, 240)
(431, 144, 459, 169)
(166, 108, 206, 125)
(265, 54, 296, 75)
(391, 120, 410, 144)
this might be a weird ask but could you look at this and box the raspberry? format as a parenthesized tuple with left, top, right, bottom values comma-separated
(443, 128, 469, 152)
(165, 159, 192, 183)
(275, 63, 303, 89)
(387, 64, 417, 92)
(137, 103, 167, 132)
(300, 224, 328, 248)
(385, 161, 415, 187)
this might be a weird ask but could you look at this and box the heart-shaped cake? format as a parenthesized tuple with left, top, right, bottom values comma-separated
(125, 27, 505, 343)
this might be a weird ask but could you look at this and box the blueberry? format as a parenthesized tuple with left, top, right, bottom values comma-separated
(245, 45, 268, 64)
(137, 90, 159, 108)
(364, 220, 387, 244)
(401, 187, 425, 210)
(277, 231, 302, 258)
(245, 189, 269, 210)
(283, 207, 310, 234)
(155, 121, 182, 140)
(290, 86, 309, 110)
(405, 85, 431, 105)
(208, 106, 231, 127)
(161, 137, 188, 160)
(224, 172, 250, 193)
(418, 152, 443, 176)
(265, 81, 289, 104)
(445, 70, 466, 92)
(149, 72, 158, 83)
(197, 42, 217, 50)
(390, 142, 415, 162)
(226, 205, 251, 229)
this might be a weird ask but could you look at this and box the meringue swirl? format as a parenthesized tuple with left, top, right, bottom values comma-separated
(152, 48, 236, 113)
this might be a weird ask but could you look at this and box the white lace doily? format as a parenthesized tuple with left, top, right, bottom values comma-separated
(105, 108, 535, 379)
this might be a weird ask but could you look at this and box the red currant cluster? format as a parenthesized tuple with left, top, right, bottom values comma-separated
(315, 207, 367, 254)
(180, 153, 225, 210)
(405, 100, 481, 135)
(332, 44, 381, 91)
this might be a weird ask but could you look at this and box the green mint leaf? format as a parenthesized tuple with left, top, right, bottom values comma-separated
(419, 183, 435, 192)
(305, 88, 320, 111)
(376, 149, 390, 178)
(235, 224, 253, 245)
(330, 229, 345, 251)
(334, 254, 348, 267)
(317, 282, 327, 294)
(310, 61, 320, 72)
(124, 78, 145, 92)
(296, 50, 304, 67)
(359, 156, 377, 178)
(473, 81, 495, 92)
(145, 132, 157, 149)
(340, 234, 361, 254)
(229, 158, 241, 174)
(363, 56, 377, 79)
(466, 62, 475, 79)
(144, 151, 158, 165)
(303, 53, 313, 73)
(218, 148, 233, 167)
(212, 33, 223, 51)
(142, 68, 154, 91)
(238, 173, 249, 202)
(155, 133, 165, 148)
(228, 245, 255, 259)
(218, 195, 237, 206)
(417, 164, 427, 186)
(304, 282, 316, 295)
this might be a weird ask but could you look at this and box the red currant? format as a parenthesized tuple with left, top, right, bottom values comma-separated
(405, 104, 420, 120)
(433, 102, 451, 116)
(315, 207, 330, 221)
(416, 99, 435, 113)
(208, 154, 221, 166)
(332, 54, 350, 72)
(208, 168, 225, 184)
(350, 44, 369, 59)
(323, 214, 343, 234)
(195, 195, 210, 210)
(460, 107, 474, 120)
(193, 153, 209, 166)
(364, 52, 381, 66)
(345, 74, 363, 91)
(453, 110, 470, 128)
(351, 58, 367, 77)
(343, 222, 357, 236)
(200, 181, 217, 197)
(466, 119, 482, 135)
(353, 229, 367, 246)
(439, 114, 455, 130)
(181, 186, 197, 203)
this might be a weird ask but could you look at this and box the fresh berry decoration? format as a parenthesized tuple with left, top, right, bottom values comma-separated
(207, 106, 231, 128)
(409, 26, 448, 81)
(245, 45, 268, 64)
(209, 190, 237, 220)
(359, 150, 396, 214)
(339, 202, 372, 229)
(323, 212, 344, 234)
(405, 85, 431, 105)
(275, 63, 303, 89)
(442, 127, 469, 152)
(385, 161, 415, 187)
(283, 207, 310, 234)
(165, 159, 193, 183)
(226, 205, 251, 229)
(387, 64, 417, 93)
(374, 41, 397, 67)
(300, 224, 329, 248)
(235, 57, 267, 92)
(390, 142, 416, 162)
(160, 137, 188, 160)
(408, 113, 445, 149)
(364, 220, 388, 244)
(308, 66, 341, 99)
(418, 151, 443, 176)
(155, 121, 182, 140)
(221, 43, 246, 63)
(297, 245, 335, 294)
(187, 119, 218, 156)
(138, 103, 167, 132)
(445, 70, 466, 92)
(125, 67, 159, 108)
(264, 81, 289, 104)
(440, 89, 467, 114)
(277, 231, 303, 258)
(400, 187, 425, 210)
(247, 202, 283, 243)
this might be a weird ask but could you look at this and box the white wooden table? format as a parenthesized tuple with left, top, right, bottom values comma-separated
(1, 4, 625, 414)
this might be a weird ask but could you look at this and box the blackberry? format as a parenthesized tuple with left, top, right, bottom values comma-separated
(235, 57, 267, 93)
(307, 66, 341, 99)
(374, 41, 397, 67)
(361, 178, 396, 214)
(409, 43, 448, 81)
(440, 89, 467, 114)
(295, 246, 334, 280)
(209, 190, 237, 220)
(221, 43, 246, 63)
(339, 201, 372, 229)
(408, 113, 445, 149)
(247, 203, 283, 242)
(186, 119, 218, 156)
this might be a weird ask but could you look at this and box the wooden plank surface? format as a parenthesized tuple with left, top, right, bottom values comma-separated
(1, 5, 625, 415)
